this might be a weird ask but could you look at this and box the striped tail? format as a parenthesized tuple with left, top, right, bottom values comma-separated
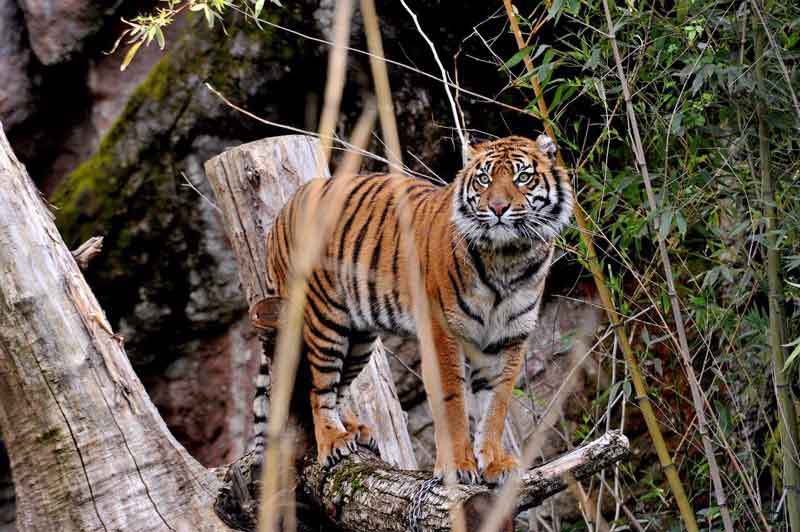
(248, 296, 282, 464)
(251, 327, 275, 465)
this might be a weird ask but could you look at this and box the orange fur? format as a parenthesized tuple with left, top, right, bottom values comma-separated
(252, 135, 573, 483)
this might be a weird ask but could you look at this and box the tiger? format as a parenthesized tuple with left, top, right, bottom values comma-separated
(251, 134, 573, 485)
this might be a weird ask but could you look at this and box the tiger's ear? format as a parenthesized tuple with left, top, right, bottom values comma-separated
(466, 143, 484, 160)
(536, 134, 557, 160)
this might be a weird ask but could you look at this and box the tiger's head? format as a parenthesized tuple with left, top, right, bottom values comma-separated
(452, 134, 573, 248)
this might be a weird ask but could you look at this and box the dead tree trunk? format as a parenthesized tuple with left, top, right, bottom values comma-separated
(0, 123, 233, 532)
(204, 135, 630, 531)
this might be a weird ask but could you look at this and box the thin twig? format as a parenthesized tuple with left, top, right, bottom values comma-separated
(398, 0, 469, 163)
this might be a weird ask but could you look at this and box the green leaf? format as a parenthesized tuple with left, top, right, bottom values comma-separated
(547, 0, 564, 21)
(204, 5, 214, 28)
(120, 40, 143, 71)
(503, 46, 533, 69)
(675, 210, 687, 237)
(156, 27, 165, 50)
(255, 0, 265, 17)
(659, 210, 674, 239)
(783, 340, 800, 372)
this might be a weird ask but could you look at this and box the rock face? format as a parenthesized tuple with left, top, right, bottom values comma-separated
(0, 0, 35, 130)
(2, 5, 591, 523)
(144, 315, 263, 467)
(17, 0, 122, 64)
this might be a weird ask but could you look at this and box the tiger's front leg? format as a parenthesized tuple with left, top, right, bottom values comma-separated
(425, 317, 480, 484)
(304, 323, 358, 468)
(470, 340, 525, 485)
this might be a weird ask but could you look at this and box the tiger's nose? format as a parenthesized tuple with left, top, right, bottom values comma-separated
(489, 200, 510, 218)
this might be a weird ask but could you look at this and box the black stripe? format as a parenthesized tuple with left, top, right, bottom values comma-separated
(471, 378, 490, 393)
(311, 384, 338, 395)
(255, 385, 268, 395)
(341, 180, 387, 322)
(309, 343, 345, 362)
(467, 246, 502, 304)
(448, 271, 484, 325)
(507, 297, 540, 323)
(336, 178, 383, 267)
(259, 363, 270, 375)
(305, 317, 343, 347)
(309, 271, 347, 313)
(382, 293, 399, 329)
(305, 295, 349, 337)
(483, 333, 528, 355)
(254, 414, 267, 423)
(548, 167, 567, 221)
(349, 330, 376, 344)
(452, 255, 466, 289)
(367, 196, 391, 325)
(509, 257, 546, 286)
(443, 392, 458, 403)
(309, 359, 342, 373)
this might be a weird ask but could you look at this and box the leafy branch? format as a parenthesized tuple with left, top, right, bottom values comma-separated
(109, 0, 282, 71)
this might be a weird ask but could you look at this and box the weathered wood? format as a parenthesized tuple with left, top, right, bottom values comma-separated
(0, 123, 231, 532)
(347, 338, 417, 469)
(219, 431, 629, 532)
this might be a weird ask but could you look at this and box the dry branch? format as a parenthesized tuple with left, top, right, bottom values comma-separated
(0, 125, 229, 531)
(70, 236, 104, 270)
(204, 135, 630, 531)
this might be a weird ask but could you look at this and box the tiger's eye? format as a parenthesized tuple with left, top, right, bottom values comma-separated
(476, 172, 491, 186)
(516, 171, 534, 185)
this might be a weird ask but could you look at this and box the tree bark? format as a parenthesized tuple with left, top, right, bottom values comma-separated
(0, 122, 231, 532)
(205, 135, 630, 531)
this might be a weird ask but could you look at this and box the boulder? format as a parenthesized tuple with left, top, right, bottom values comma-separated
(17, 0, 122, 64)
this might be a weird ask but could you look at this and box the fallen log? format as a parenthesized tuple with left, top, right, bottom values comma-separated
(205, 135, 630, 531)
(218, 431, 628, 532)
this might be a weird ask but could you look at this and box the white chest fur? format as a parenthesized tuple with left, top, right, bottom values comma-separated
(449, 245, 553, 354)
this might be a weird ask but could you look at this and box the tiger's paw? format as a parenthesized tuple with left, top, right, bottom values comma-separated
(434, 455, 481, 485)
(318, 431, 358, 468)
(344, 420, 380, 455)
(479, 455, 519, 486)
(355, 427, 379, 455)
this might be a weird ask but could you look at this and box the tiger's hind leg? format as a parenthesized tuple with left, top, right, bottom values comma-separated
(305, 321, 358, 467)
(336, 332, 379, 454)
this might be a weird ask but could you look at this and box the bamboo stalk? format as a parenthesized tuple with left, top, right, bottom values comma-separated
(500, 2, 700, 531)
(359, 0, 403, 173)
(358, 2, 465, 528)
(598, 0, 733, 529)
(317, 0, 353, 163)
(754, 18, 800, 532)
(257, 3, 363, 525)
(257, 105, 377, 532)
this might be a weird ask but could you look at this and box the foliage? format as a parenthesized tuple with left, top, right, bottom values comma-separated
(110, 0, 281, 70)
(498, 0, 799, 528)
